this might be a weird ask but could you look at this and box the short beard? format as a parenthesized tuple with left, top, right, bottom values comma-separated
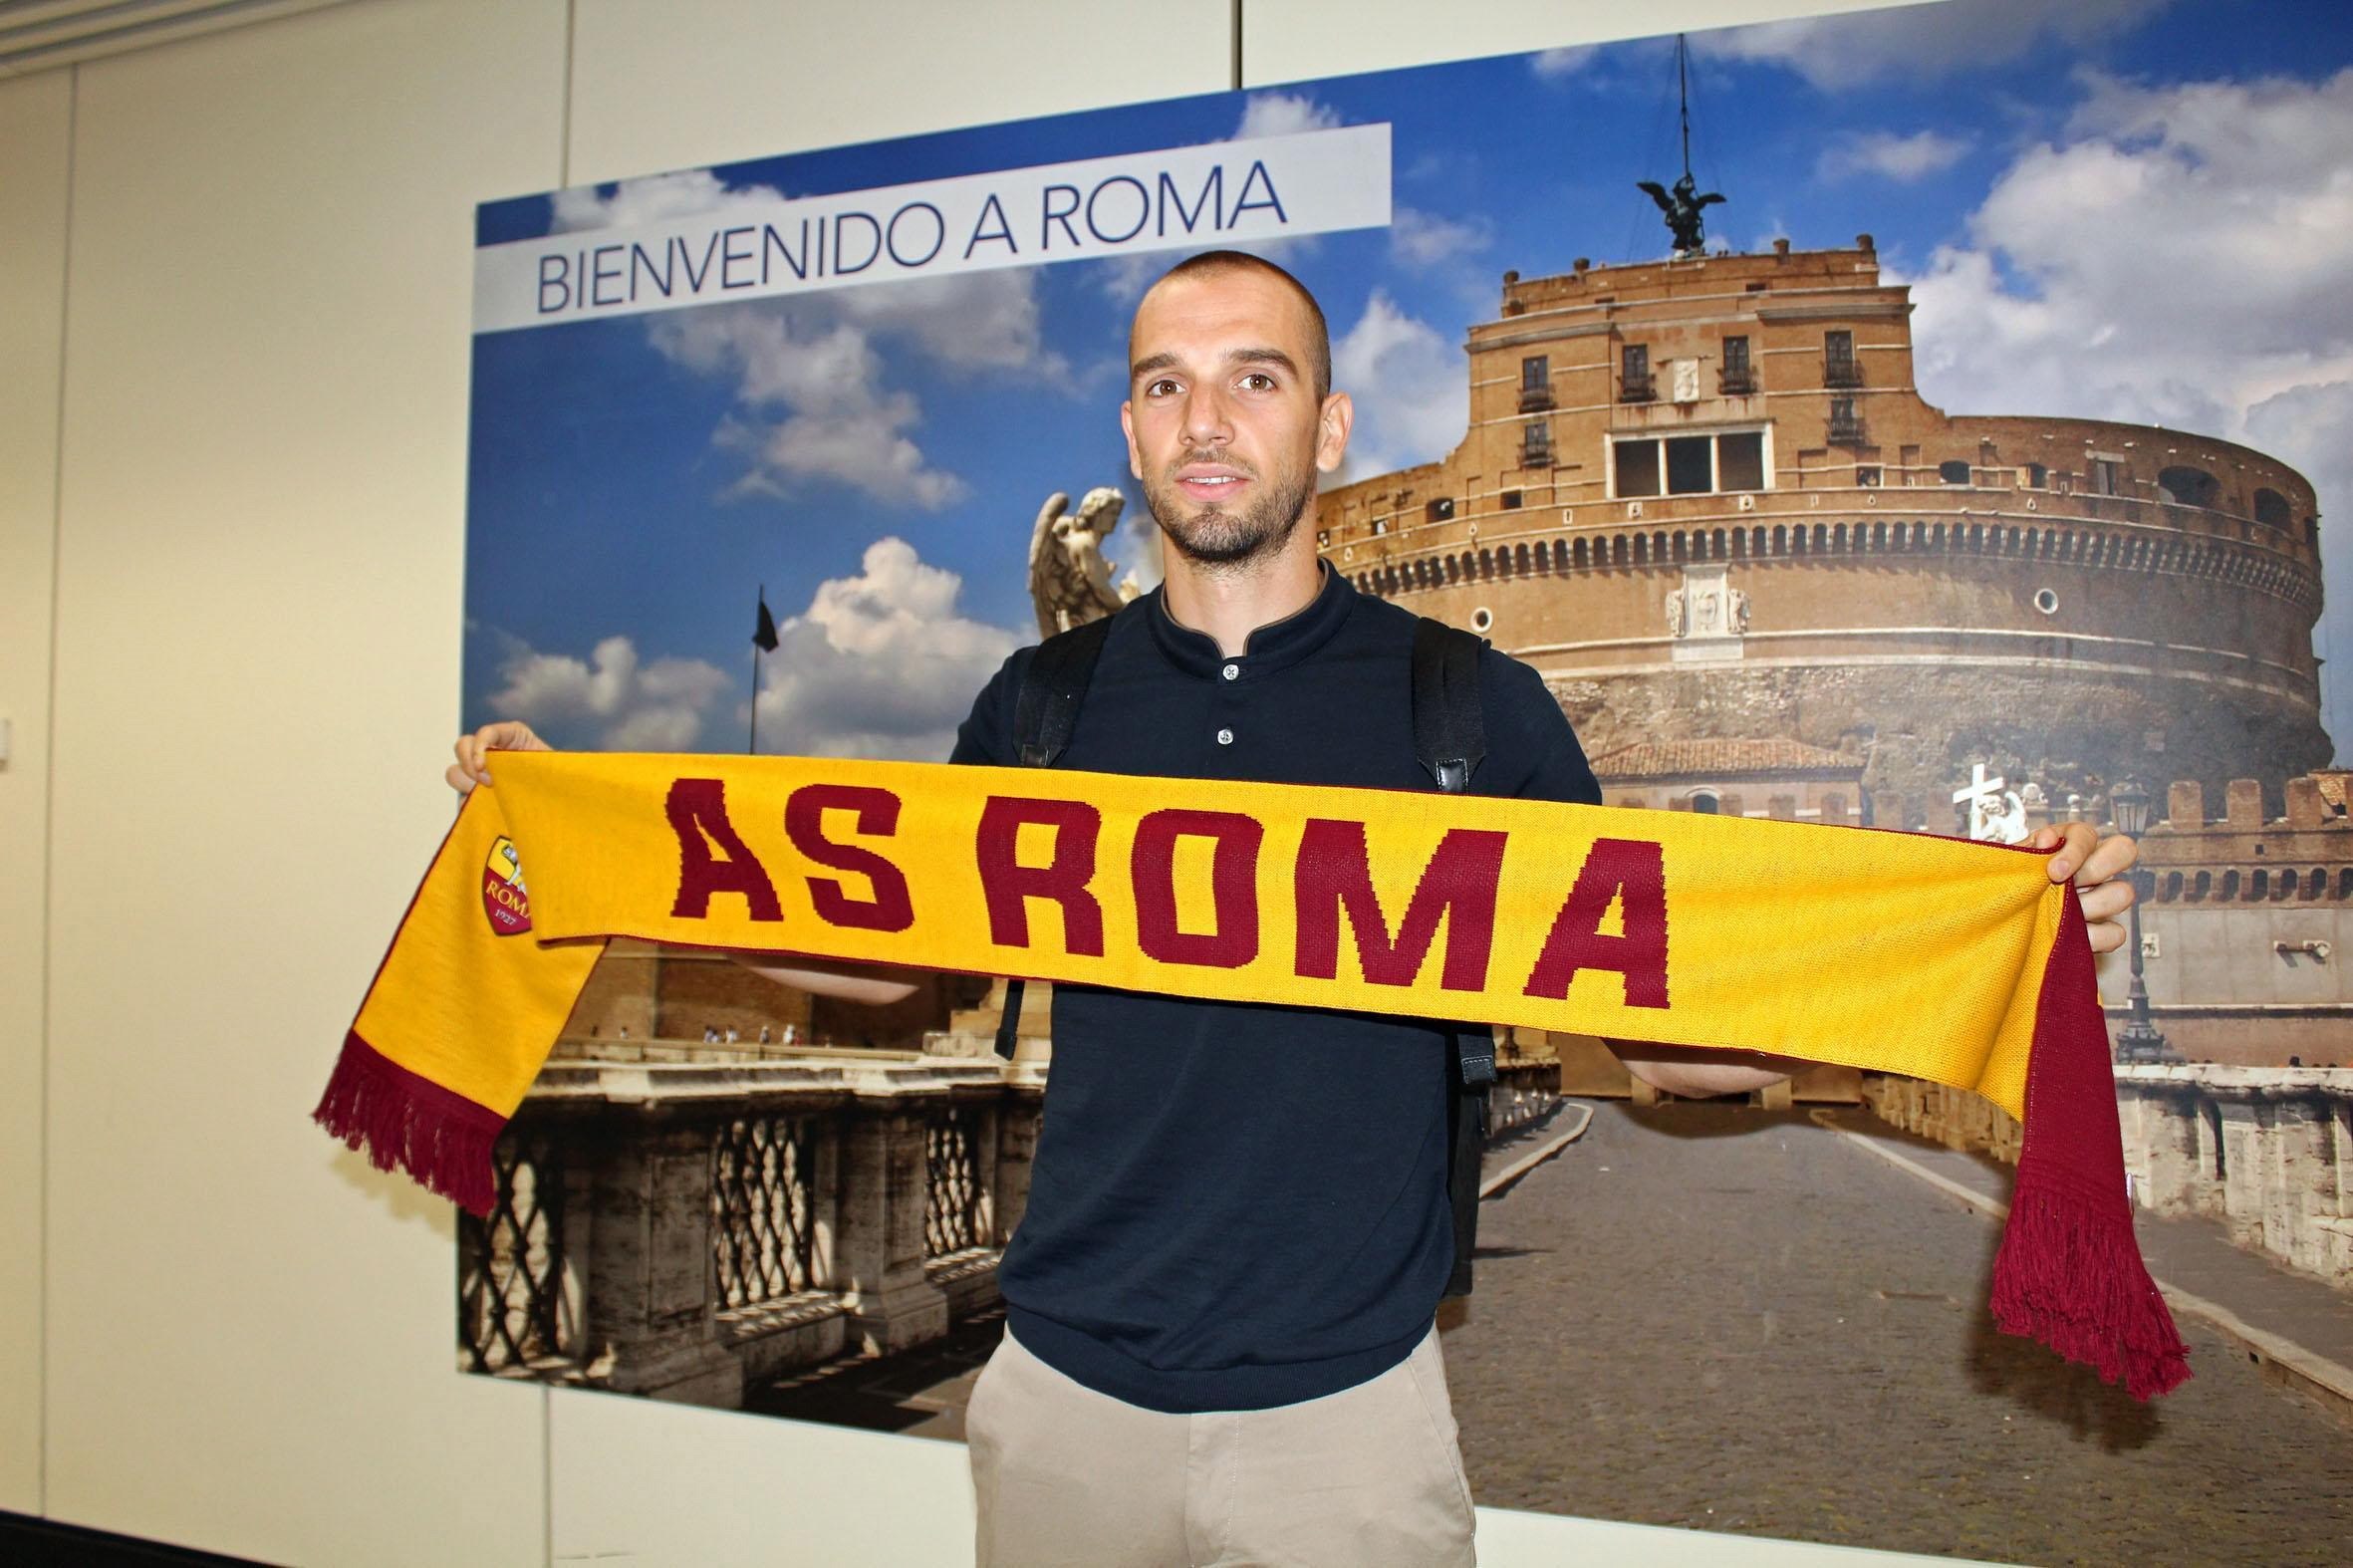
(1144, 453, 1317, 571)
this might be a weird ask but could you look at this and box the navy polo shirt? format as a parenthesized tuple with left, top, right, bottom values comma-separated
(949, 566, 1600, 1413)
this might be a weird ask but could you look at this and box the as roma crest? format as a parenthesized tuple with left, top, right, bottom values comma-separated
(482, 835, 532, 936)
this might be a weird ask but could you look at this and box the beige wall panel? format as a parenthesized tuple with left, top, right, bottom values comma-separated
(42, 0, 567, 1561)
(0, 66, 74, 1519)
(1242, 0, 1899, 82)
(567, 0, 1235, 187)
(550, 1390, 980, 1565)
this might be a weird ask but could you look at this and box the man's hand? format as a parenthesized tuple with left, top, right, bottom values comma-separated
(2030, 820, 2138, 955)
(446, 719, 549, 795)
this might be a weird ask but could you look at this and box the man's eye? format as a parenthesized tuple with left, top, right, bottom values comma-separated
(1240, 372, 1276, 392)
(1147, 379, 1179, 396)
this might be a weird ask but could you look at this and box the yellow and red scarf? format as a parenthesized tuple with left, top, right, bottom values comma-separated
(316, 751, 2190, 1398)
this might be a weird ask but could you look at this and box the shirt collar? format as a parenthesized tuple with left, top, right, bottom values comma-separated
(1146, 561, 1354, 679)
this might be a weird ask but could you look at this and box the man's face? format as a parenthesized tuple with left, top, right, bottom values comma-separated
(1120, 268, 1351, 569)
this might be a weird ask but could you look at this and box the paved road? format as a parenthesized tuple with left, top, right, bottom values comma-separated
(1445, 1101, 2353, 1566)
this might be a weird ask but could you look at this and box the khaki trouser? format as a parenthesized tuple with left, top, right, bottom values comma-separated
(966, 1325, 1476, 1568)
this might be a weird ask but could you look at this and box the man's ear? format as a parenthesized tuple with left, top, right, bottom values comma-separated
(1314, 392, 1355, 474)
(1120, 400, 1143, 480)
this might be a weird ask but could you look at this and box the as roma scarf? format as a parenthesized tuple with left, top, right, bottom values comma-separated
(315, 751, 2190, 1399)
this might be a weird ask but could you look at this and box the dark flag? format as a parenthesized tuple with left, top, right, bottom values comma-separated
(752, 593, 779, 653)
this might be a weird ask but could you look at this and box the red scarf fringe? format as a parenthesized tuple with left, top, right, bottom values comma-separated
(1994, 892, 2192, 1399)
(310, 1032, 504, 1217)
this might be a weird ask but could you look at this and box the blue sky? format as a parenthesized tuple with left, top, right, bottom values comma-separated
(463, 0, 2353, 762)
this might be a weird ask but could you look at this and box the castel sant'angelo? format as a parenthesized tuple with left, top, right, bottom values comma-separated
(1312, 235, 2330, 830)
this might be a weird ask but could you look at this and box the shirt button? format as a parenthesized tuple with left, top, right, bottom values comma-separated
(1221, 662, 1240, 680)
(1216, 728, 1234, 746)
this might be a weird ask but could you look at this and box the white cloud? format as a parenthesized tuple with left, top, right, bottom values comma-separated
(1696, 0, 2172, 89)
(654, 304, 968, 509)
(1391, 206, 1492, 269)
(1531, 45, 1599, 81)
(1816, 129, 1973, 182)
(488, 635, 731, 752)
(1328, 291, 1463, 483)
(752, 537, 1024, 760)
(1235, 92, 1342, 140)
(549, 168, 785, 233)
(1903, 66, 2353, 751)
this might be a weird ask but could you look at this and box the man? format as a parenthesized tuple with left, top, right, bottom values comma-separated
(451, 251, 2139, 1566)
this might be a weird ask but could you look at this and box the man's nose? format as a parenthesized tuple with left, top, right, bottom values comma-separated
(1179, 385, 1232, 448)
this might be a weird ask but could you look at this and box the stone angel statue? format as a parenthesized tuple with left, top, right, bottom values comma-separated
(1028, 486, 1139, 638)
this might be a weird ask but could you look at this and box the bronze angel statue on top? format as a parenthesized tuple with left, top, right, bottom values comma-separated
(1638, 172, 1724, 257)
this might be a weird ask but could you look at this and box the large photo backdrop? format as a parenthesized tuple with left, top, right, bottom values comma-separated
(454, 2, 2353, 1557)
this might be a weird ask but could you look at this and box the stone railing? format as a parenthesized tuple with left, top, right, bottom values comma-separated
(456, 1056, 1042, 1407)
(1861, 1066, 2353, 1293)
(1489, 1060, 1563, 1136)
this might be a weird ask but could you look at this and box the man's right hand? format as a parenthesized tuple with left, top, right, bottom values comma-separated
(447, 720, 549, 794)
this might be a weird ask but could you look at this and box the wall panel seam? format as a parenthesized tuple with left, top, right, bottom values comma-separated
(37, 57, 81, 1524)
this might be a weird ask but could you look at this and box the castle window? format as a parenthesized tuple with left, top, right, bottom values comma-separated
(2253, 487, 2290, 529)
(1620, 344, 1653, 401)
(2024, 462, 2048, 488)
(2158, 466, 2221, 509)
(2089, 457, 2126, 496)
(2251, 869, 2269, 900)
(2308, 867, 2327, 901)
(1613, 430, 1768, 497)
(2341, 869, 2353, 900)
(2165, 872, 2183, 902)
(1521, 420, 1554, 467)
(2193, 871, 2212, 901)
(2222, 870, 2240, 900)
(1720, 335, 1754, 394)
(1689, 791, 1721, 815)
(1824, 330, 1861, 388)
(1518, 355, 1554, 412)
(1499, 489, 1523, 510)
(1615, 438, 1663, 498)
(1828, 396, 1863, 444)
(1372, 518, 1390, 536)
(1939, 460, 1971, 485)
(1667, 437, 1713, 495)
(1718, 432, 1765, 492)
(2279, 870, 2300, 901)
(1427, 497, 1455, 523)
(1856, 465, 1882, 487)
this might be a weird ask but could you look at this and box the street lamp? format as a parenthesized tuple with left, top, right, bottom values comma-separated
(2106, 779, 2175, 1065)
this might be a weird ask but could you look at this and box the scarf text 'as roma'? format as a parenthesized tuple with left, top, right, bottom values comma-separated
(314, 750, 2190, 1399)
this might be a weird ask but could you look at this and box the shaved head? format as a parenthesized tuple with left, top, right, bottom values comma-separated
(1136, 250, 1331, 401)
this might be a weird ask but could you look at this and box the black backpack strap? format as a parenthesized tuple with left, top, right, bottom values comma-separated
(995, 614, 1116, 1059)
(1414, 617, 1495, 1298)
(1412, 617, 1487, 793)
(1013, 614, 1114, 768)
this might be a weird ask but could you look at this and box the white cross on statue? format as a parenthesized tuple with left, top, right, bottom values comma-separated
(1952, 762, 2028, 843)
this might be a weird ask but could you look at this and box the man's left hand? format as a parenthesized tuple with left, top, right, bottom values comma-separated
(2030, 821, 2139, 955)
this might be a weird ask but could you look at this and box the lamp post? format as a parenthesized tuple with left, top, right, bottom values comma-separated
(2107, 779, 2175, 1064)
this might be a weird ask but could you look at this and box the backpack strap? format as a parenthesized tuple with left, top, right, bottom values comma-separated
(995, 614, 1116, 1058)
(1013, 613, 1114, 768)
(1412, 617, 1487, 794)
(1413, 617, 1497, 1299)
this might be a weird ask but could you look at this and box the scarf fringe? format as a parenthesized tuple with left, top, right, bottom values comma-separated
(311, 1031, 503, 1217)
(1991, 1174, 2192, 1400)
